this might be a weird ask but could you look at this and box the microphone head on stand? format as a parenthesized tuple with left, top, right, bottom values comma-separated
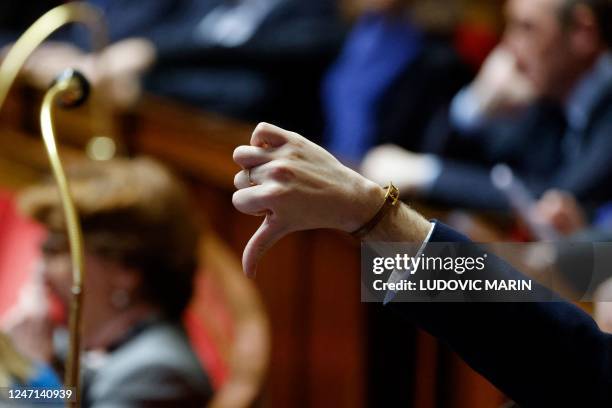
(50, 69, 91, 108)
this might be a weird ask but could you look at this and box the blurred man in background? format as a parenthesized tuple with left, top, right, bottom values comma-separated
(363, 0, 612, 211)
(323, 0, 472, 163)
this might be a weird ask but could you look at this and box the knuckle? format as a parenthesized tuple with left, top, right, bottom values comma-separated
(233, 172, 242, 188)
(269, 161, 295, 182)
(233, 146, 247, 163)
(231, 191, 242, 208)
(291, 136, 305, 150)
(289, 131, 302, 141)
(254, 122, 271, 135)
(287, 147, 305, 161)
(232, 191, 252, 214)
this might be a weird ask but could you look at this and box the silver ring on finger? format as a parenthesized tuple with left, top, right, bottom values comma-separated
(247, 168, 255, 186)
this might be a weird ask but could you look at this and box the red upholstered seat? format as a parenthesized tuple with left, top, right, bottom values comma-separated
(0, 190, 44, 318)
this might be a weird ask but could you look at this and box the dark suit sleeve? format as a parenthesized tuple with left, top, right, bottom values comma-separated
(375, 42, 473, 152)
(421, 106, 545, 211)
(144, 0, 343, 62)
(390, 222, 612, 407)
(427, 159, 510, 210)
(545, 118, 612, 204)
(426, 98, 612, 211)
(425, 136, 612, 211)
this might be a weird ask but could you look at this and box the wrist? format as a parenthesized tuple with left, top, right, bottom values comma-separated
(364, 203, 431, 243)
(342, 178, 385, 234)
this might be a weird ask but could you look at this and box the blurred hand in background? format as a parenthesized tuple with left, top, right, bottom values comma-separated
(469, 45, 536, 118)
(361, 144, 441, 195)
(1, 38, 156, 108)
(532, 190, 588, 236)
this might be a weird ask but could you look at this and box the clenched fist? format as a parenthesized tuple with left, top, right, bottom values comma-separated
(233, 123, 384, 277)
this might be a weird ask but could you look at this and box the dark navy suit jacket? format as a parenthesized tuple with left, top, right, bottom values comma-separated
(425, 82, 612, 211)
(391, 222, 612, 407)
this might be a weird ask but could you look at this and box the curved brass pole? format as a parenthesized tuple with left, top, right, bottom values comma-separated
(0, 3, 107, 110)
(0, 2, 116, 160)
(40, 69, 90, 408)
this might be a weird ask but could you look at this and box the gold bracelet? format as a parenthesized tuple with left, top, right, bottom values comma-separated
(351, 183, 400, 239)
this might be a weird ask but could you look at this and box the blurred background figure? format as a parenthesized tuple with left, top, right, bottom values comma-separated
(363, 0, 612, 212)
(530, 189, 612, 334)
(0, 0, 344, 135)
(323, 0, 473, 163)
(141, 0, 343, 136)
(4, 158, 212, 407)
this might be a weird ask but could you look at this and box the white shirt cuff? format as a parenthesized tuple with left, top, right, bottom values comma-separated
(382, 221, 437, 304)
